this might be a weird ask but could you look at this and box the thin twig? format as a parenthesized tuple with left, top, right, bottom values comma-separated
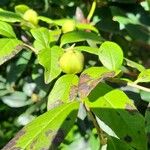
(23, 43, 38, 54)
(84, 103, 107, 146)
(128, 82, 150, 92)
(108, 78, 150, 92)
(87, 0, 97, 21)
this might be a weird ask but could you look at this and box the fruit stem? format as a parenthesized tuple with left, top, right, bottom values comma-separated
(87, 0, 97, 21)
(23, 43, 38, 54)
(84, 102, 107, 146)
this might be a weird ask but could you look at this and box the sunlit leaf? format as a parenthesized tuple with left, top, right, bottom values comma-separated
(38, 16, 54, 24)
(38, 46, 63, 84)
(0, 10, 22, 22)
(98, 41, 123, 71)
(47, 74, 79, 110)
(31, 27, 50, 52)
(78, 67, 116, 98)
(86, 89, 147, 149)
(76, 23, 99, 33)
(0, 21, 16, 38)
(124, 58, 145, 72)
(0, 38, 23, 65)
(2, 101, 80, 150)
(60, 31, 102, 47)
(135, 69, 150, 83)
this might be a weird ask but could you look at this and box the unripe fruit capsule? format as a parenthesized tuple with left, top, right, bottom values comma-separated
(23, 9, 38, 25)
(59, 49, 84, 74)
(62, 20, 76, 33)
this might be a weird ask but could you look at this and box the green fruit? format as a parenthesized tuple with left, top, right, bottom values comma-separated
(59, 49, 84, 74)
(15, 4, 29, 15)
(23, 9, 38, 25)
(62, 20, 76, 33)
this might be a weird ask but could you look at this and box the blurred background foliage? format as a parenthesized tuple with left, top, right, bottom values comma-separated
(0, 0, 150, 149)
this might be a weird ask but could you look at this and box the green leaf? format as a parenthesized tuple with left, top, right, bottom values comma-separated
(88, 82, 113, 102)
(98, 41, 123, 70)
(126, 24, 150, 44)
(135, 69, 150, 83)
(86, 89, 147, 150)
(0, 21, 16, 38)
(38, 16, 54, 24)
(2, 101, 80, 150)
(0, 10, 22, 22)
(74, 46, 99, 55)
(31, 27, 50, 52)
(98, 19, 119, 33)
(38, 46, 63, 84)
(47, 74, 79, 110)
(107, 136, 133, 150)
(0, 38, 23, 65)
(32, 29, 61, 50)
(38, 18, 72, 26)
(76, 23, 99, 33)
(124, 58, 145, 72)
(49, 29, 61, 43)
(60, 31, 101, 47)
(54, 19, 74, 26)
(78, 67, 116, 98)
(145, 104, 150, 142)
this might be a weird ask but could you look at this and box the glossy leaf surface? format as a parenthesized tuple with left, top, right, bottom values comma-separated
(2, 101, 80, 150)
